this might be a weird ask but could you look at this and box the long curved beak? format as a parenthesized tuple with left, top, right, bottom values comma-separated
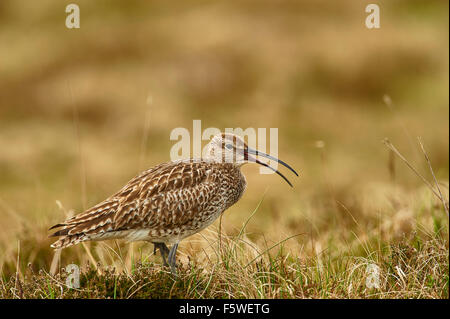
(244, 147, 298, 187)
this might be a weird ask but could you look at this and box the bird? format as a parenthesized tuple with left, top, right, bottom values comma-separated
(49, 133, 298, 274)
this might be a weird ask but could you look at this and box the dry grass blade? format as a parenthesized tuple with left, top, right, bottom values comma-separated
(417, 137, 449, 215)
(237, 189, 268, 239)
(382, 138, 446, 207)
(14, 240, 23, 299)
(244, 233, 305, 269)
(49, 249, 61, 276)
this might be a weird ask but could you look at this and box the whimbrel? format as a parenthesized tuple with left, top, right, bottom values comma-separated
(50, 133, 298, 274)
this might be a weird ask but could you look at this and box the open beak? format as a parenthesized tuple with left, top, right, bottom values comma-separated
(244, 147, 298, 187)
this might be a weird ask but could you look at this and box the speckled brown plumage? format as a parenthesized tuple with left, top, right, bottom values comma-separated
(50, 160, 245, 247)
(50, 133, 297, 273)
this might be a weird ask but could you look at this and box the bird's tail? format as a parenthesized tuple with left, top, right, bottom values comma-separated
(49, 199, 119, 249)
(50, 233, 89, 249)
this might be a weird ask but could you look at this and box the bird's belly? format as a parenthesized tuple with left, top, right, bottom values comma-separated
(158, 206, 227, 243)
(106, 206, 226, 245)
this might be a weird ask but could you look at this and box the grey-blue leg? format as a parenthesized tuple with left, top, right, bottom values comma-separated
(167, 243, 179, 275)
(154, 242, 170, 267)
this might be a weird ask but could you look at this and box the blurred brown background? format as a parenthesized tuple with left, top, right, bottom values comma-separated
(0, 1, 448, 272)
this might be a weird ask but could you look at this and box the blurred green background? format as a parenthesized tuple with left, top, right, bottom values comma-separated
(0, 0, 448, 271)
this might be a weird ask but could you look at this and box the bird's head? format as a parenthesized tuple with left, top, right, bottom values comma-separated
(205, 133, 298, 187)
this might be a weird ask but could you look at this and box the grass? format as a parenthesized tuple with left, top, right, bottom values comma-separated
(1, 220, 448, 298)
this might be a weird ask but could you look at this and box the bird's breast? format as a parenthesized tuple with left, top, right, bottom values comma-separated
(217, 165, 246, 210)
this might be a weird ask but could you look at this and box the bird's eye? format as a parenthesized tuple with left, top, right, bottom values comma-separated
(225, 144, 233, 150)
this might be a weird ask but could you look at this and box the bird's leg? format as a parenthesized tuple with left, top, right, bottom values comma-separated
(154, 243, 170, 267)
(160, 243, 170, 266)
(167, 243, 179, 275)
